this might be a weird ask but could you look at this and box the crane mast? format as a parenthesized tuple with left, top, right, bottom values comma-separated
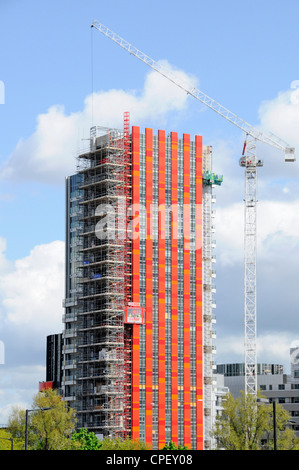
(242, 135, 259, 395)
(91, 20, 295, 400)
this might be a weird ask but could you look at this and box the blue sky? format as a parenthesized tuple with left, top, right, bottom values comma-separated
(0, 0, 299, 422)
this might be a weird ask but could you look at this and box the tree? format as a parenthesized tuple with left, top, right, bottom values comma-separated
(161, 440, 189, 450)
(0, 429, 14, 450)
(7, 406, 26, 441)
(212, 390, 299, 450)
(100, 436, 151, 450)
(71, 428, 102, 450)
(30, 389, 77, 450)
(7, 389, 77, 450)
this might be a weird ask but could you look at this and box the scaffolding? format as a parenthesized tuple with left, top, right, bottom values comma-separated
(202, 146, 220, 449)
(123, 112, 132, 435)
(74, 116, 132, 437)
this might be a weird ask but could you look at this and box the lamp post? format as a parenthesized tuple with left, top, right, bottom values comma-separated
(257, 397, 277, 450)
(25, 407, 52, 450)
(257, 398, 297, 450)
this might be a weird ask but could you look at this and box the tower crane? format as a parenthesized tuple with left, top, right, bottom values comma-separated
(91, 20, 296, 397)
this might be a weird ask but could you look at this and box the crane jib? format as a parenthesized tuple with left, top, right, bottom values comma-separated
(91, 20, 295, 161)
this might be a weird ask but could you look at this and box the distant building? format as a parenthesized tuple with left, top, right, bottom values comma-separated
(217, 347, 299, 437)
(39, 334, 62, 392)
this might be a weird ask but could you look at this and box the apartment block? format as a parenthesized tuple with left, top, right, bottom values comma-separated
(62, 116, 222, 449)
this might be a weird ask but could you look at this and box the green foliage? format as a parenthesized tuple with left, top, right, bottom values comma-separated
(212, 390, 299, 450)
(71, 428, 102, 450)
(30, 389, 77, 450)
(7, 389, 77, 450)
(0, 429, 14, 450)
(100, 436, 151, 450)
(7, 406, 26, 440)
(161, 440, 189, 450)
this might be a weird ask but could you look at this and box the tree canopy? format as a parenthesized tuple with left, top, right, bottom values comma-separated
(99, 436, 151, 450)
(7, 388, 77, 450)
(71, 427, 102, 450)
(212, 390, 299, 450)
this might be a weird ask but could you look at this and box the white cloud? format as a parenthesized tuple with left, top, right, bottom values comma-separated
(0, 241, 64, 422)
(259, 88, 299, 150)
(0, 240, 64, 334)
(216, 199, 299, 266)
(0, 365, 45, 423)
(258, 200, 299, 254)
(256, 332, 297, 369)
(0, 62, 197, 185)
(0, 237, 12, 275)
(216, 331, 298, 373)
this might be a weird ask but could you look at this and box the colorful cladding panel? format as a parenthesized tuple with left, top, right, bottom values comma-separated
(183, 133, 191, 447)
(131, 126, 140, 441)
(170, 132, 179, 445)
(130, 127, 203, 450)
(158, 129, 166, 447)
(145, 127, 153, 446)
(195, 135, 203, 449)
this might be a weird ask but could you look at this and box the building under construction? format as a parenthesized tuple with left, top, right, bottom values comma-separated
(62, 114, 222, 450)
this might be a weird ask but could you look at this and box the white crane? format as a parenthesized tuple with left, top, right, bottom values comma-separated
(91, 20, 296, 397)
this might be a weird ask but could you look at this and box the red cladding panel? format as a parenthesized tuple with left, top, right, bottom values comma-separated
(145, 128, 153, 447)
(170, 132, 179, 446)
(158, 130, 166, 448)
(39, 381, 53, 392)
(195, 135, 203, 450)
(131, 126, 141, 441)
(183, 134, 191, 447)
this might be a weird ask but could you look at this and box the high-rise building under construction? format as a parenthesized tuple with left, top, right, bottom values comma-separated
(62, 114, 222, 450)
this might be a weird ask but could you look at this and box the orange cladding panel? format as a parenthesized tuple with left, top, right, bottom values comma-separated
(145, 128, 153, 447)
(131, 126, 140, 441)
(195, 135, 203, 450)
(158, 130, 166, 448)
(170, 132, 179, 446)
(183, 134, 191, 447)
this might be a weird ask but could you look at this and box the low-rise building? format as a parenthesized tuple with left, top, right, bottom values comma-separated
(217, 346, 299, 437)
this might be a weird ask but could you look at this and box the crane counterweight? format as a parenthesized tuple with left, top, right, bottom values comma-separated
(285, 147, 296, 162)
